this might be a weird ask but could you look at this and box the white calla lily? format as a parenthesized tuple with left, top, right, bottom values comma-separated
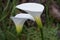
(16, 3, 44, 28)
(16, 3, 44, 40)
(10, 13, 34, 34)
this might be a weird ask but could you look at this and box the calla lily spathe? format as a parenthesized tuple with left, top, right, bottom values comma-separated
(11, 13, 34, 34)
(16, 3, 44, 28)
(16, 3, 44, 17)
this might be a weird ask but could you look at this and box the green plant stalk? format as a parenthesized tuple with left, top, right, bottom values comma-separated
(2, 0, 10, 13)
(35, 16, 44, 40)
(0, 0, 10, 21)
(40, 28, 44, 40)
(45, 0, 54, 27)
(0, 0, 2, 15)
(10, 0, 17, 16)
(45, 0, 51, 26)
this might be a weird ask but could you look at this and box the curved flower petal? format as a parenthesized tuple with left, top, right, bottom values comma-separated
(16, 3, 44, 12)
(15, 13, 35, 21)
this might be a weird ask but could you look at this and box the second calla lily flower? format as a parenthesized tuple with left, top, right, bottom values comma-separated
(11, 13, 34, 34)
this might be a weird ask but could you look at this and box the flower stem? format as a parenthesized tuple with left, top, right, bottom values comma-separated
(35, 17, 44, 40)
(17, 33, 21, 40)
(40, 27, 44, 40)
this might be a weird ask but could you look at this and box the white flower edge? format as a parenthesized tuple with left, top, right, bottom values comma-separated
(11, 13, 34, 21)
(16, 3, 44, 12)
